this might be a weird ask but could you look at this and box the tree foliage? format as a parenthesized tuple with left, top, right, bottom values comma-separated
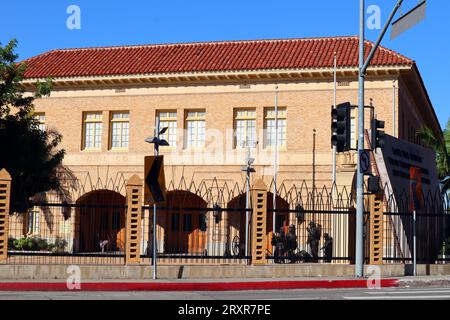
(0, 39, 67, 213)
(416, 120, 450, 193)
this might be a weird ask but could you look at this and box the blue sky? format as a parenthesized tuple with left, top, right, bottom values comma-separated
(1, 0, 448, 128)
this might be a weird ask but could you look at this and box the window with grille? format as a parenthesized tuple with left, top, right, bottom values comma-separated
(265, 108, 287, 148)
(83, 112, 103, 150)
(110, 112, 129, 149)
(186, 110, 206, 148)
(157, 111, 177, 148)
(234, 109, 256, 148)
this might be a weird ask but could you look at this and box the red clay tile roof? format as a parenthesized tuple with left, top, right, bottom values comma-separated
(22, 36, 414, 79)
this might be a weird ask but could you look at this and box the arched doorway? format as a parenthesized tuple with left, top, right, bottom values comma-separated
(227, 192, 290, 257)
(266, 193, 290, 255)
(162, 191, 207, 254)
(227, 193, 247, 256)
(75, 190, 126, 253)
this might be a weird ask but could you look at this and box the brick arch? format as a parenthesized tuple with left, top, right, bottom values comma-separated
(75, 190, 126, 253)
(266, 192, 290, 256)
(226, 192, 290, 257)
(226, 193, 247, 256)
(162, 190, 207, 254)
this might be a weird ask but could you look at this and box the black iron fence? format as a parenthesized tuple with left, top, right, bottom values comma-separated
(5, 177, 450, 266)
(267, 208, 357, 264)
(141, 205, 252, 264)
(383, 211, 450, 264)
(7, 202, 127, 265)
(383, 187, 450, 264)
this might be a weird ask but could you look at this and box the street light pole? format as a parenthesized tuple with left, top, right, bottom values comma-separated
(356, 0, 405, 278)
(243, 139, 257, 260)
(273, 86, 279, 247)
(356, 0, 366, 279)
(245, 148, 250, 259)
(152, 116, 160, 280)
(145, 119, 169, 280)
(332, 52, 337, 187)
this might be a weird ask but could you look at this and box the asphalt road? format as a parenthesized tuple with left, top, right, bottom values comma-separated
(1, 287, 450, 300)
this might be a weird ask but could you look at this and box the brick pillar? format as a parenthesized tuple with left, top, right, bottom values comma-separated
(0, 169, 11, 262)
(125, 175, 143, 265)
(251, 179, 268, 265)
(369, 192, 384, 265)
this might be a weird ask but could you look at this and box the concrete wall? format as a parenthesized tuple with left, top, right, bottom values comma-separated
(1, 264, 450, 280)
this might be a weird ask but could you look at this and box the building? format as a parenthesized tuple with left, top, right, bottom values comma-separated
(9, 36, 442, 261)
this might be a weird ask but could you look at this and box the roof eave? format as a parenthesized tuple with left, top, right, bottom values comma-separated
(22, 65, 412, 87)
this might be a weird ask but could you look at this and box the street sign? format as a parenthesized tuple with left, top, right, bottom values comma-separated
(359, 150, 371, 175)
(391, 1, 426, 40)
(144, 156, 166, 205)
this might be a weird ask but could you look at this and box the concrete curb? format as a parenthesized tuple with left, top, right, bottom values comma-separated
(0, 279, 400, 291)
(3, 264, 450, 280)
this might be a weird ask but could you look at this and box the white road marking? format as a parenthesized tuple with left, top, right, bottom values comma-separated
(260, 297, 321, 300)
(345, 295, 450, 300)
(367, 289, 450, 295)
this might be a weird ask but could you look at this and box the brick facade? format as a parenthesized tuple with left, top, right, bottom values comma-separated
(31, 72, 438, 198)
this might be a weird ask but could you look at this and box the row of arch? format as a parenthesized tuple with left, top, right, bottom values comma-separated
(75, 189, 291, 255)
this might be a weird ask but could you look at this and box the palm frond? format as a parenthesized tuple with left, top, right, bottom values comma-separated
(417, 125, 450, 179)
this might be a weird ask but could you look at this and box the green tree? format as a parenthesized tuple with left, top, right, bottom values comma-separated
(0, 39, 68, 213)
(416, 119, 450, 194)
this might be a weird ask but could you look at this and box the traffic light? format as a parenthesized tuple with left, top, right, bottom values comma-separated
(371, 118, 385, 150)
(331, 102, 352, 152)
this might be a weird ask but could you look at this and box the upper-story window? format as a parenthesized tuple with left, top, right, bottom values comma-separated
(83, 112, 103, 150)
(235, 109, 256, 148)
(157, 111, 177, 148)
(185, 110, 206, 149)
(264, 107, 287, 148)
(110, 112, 130, 149)
(34, 113, 46, 131)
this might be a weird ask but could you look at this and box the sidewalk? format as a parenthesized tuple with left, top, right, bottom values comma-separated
(397, 276, 450, 288)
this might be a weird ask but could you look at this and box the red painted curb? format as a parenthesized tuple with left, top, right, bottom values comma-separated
(0, 279, 399, 291)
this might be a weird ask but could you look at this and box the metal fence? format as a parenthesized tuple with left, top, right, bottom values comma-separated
(141, 206, 252, 265)
(383, 187, 450, 264)
(5, 176, 450, 266)
(7, 202, 127, 265)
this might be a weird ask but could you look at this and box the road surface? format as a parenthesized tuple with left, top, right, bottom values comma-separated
(1, 287, 450, 300)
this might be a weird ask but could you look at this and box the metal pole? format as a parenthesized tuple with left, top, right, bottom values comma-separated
(356, 0, 404, 278)
(273, 86, 279, 236)
(332, 52, 337, 187)
(413, 210, 417, 276)
(152, 203, 157, 279)
(313, 129, 316, 213)
(361, 0, 404, 74)
(152, 116, 160, 280)
(245, 142, 250, 259)
(356, 0, 366, 278)
(393, 80, 397, 137)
